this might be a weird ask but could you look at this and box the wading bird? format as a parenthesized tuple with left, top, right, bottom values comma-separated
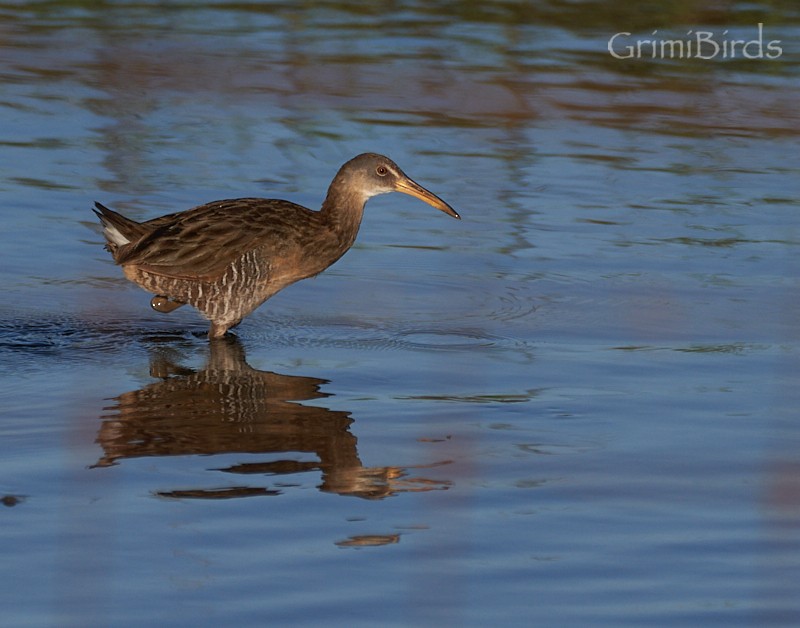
(94, 153, 460, 338)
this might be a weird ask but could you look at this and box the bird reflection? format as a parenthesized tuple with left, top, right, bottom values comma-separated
(94, 336, 451, 499)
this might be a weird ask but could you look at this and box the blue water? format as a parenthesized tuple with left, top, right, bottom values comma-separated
(1, 3, 799, 626)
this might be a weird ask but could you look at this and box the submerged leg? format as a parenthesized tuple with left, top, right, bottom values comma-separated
(208, 321, 231, 338)
(150, 295, 185, 313)
(208, 318, 241, 339)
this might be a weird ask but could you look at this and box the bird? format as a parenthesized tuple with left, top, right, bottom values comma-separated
(94, 152, 460, 338)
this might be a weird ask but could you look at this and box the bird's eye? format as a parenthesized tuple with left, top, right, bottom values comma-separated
(376, 166, 388, 176)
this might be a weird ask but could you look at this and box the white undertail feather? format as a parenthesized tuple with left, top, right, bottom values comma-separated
(103, 224, 130, 246)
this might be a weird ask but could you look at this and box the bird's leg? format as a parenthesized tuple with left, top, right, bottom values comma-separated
(208, 321, 231, 338)
(208, 318, 241, 338)
(150, 295, 185, 314)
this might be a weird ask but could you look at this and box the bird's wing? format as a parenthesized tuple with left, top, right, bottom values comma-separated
(115, 198, 308, 280)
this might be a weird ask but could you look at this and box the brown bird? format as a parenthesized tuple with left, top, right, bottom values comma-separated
(94, 153, 460, 338)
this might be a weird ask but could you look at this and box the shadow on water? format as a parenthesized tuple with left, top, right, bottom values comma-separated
(92, 335, 452, 500)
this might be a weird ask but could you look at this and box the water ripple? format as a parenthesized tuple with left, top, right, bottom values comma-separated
(244, 314, 532, 356)
(0, 308, 534, 366)
(0, 312, 199, 370)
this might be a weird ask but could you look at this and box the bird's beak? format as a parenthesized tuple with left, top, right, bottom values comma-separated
(394, 176, 461, 220)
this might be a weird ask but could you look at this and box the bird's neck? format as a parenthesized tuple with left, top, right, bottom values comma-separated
(320, 183, 368, 250)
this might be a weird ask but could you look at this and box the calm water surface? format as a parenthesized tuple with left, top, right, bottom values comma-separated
(1, 2, 799, 626)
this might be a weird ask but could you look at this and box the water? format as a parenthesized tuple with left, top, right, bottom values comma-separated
(2, 2, 799, 626)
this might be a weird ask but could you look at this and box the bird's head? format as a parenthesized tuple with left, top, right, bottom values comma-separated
(336, 153, 460, 219)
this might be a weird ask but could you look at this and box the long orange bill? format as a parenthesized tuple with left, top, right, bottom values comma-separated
(395, 176, 461, 219)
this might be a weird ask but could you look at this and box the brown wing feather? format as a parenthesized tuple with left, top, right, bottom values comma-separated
(115, 198, 318, 280)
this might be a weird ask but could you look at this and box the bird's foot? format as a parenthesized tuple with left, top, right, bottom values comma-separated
(150, 295, 185, 314)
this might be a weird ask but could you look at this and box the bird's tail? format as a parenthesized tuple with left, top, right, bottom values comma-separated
(93, 202, 143, 258)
